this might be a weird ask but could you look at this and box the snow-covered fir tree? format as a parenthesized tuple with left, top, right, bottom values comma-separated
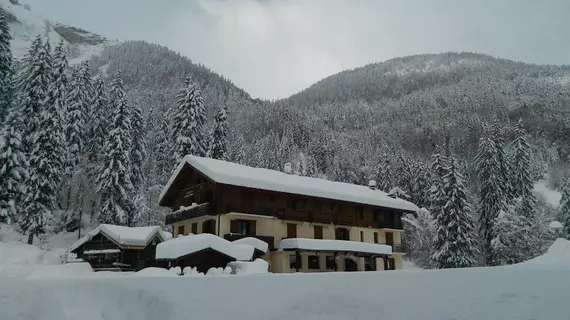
(50, 41, 69, 119)
(476, 126, 509, 265)
(402, 208, 436, 269)
(432, 156, 478, 268)
(491, 200, 529, 265)
(19, 78, 66, 244)
(559, 179, 570, 239)
(427, 149, 448, 218)
(86, 77, 110, 174)
(16, 36, 51, 155)
(0, 8, 13, 125)
(171, 77, 207, 167)
(153, 110, 172, 185)
(509, 119, 536, 220)
(376, 153, 393, 192)
(207, 105, 228, 160)
(65, 65, 91, 171)
(130, 102, 146, 189)
(0, 116, 28, 224)
(96, 71, 135, 226)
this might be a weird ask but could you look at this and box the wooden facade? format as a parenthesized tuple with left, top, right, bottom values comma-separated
(71, 232, 163, 271)
(161, 164, 406, 231)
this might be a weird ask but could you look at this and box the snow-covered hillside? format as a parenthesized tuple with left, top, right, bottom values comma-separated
(0, 0, 114, 63)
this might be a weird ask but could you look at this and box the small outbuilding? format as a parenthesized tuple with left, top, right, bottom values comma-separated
(69, 224, 171, 271)
(155, 233, 255, 273)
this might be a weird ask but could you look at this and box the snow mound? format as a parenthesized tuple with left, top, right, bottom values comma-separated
(132, 267, 179, 278)
(232, 237, 269, 254)
(0, 278, 67, 320)
(520, 238, 570, 269)
(26, 263, 94, 279)
(0, 241, 60, 266)
(228, 258, 270, 275)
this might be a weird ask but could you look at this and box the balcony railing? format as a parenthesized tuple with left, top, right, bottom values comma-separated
(223, 233, 275, 250)
(382, 243, 404, 253)
(166, 203, 210, 225)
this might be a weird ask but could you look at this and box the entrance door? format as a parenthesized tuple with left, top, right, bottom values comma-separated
(344, 259, 358, 272)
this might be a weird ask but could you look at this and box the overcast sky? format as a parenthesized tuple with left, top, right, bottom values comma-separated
(24, 0, 570, 99)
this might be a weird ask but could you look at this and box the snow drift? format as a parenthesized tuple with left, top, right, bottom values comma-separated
(520, 238, 570, 269)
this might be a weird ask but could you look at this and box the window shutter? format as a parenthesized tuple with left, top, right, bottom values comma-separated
(230, 220, 239, 233)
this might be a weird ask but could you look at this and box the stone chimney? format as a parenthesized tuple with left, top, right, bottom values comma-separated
(368, 180, 377, 190)
(284, 163, 292, 174)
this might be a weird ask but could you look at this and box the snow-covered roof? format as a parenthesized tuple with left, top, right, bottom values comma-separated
(156, 234, 255, 261)
(160, 155, 419, 212)
(278, 238, 392, 256)
(232, 237, 269, 254)
(69, 224, 172, 252)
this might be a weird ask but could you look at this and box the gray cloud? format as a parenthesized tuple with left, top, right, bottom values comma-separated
(24, 0, 570, 99)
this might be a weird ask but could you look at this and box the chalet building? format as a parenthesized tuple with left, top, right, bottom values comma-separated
(159, 155, 419, 273)
(69, 224, 171, 271)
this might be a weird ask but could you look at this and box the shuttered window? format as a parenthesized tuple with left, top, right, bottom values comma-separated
(177, 225, 185, 237)
(308, 255, 320, 269)
(287, 223, 297, 238)
(191, 223, 198, 234)
(314, 226, 323, 239)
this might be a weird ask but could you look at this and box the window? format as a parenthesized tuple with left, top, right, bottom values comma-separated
(326, 256, 336, 270)
(308, 255, 320, 269)
(287, 223, 297, 238)
(374, 232, 379, 244)
(191, 223, 198, 234)
(202, 220, 215, 234)
(355, 207, 363, 220)
(364, 257, 374, 271)
(177, 225, 185, 237)
(230, 220, 255, 236)
(335, 228, 350, 241)
(314, 225, 323, 239)
(269, 195, 275, 202)
(360, 231, 364, 242)
(385, 232, 394, 246)
(289, 254, 297, 269)
(204, 190, 213, 203)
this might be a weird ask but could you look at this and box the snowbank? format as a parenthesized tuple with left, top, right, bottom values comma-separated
(26, 263, 94, 279)
(162, 155, 418, 212)
(0, 278, 68, 320)
(156, 233, 254, 261)
(132, 267, 180, 278)
(520, 238, 570, 269)
(228, 258, 269, 275)
(232, 237, 269, 254)
(279, 238, 392, 256)
(0, 241, 60, 266)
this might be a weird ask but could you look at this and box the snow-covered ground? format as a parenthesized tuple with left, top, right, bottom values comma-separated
(533, 180, 562, 208)
(1, 238, 570, 319)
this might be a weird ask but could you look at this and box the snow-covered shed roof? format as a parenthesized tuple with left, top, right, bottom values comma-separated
(278, 238, 392, 256)
(160, 155, 419, 212)
(232, 237, 269, 254)
(69, 224, 172, 252)
(155, 233, 255, 261)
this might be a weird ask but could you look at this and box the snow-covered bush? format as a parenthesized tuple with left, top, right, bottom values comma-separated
(228, 258, 269, 275)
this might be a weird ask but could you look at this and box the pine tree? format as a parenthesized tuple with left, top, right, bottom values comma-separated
(509, 119, 536, 220)
(559, 179, 570, 239)
(65, 66, 91, 171)
(432, 156, 478, 268)
(171, 77, 207, 167)
(0, 117, 29, 224)
(376, 153, 393, 192)
(19, 75, 66, 244)
(0, 8, 13, 125)
(428, 149, 448, 217)
(131, 102, 146, 189)
(154, 110, 172, 185)
(491, 200, 528, 265)
(16, 36, 51, 155)
(476, 126, 509, 265)
(86, 77, 110, 162)
(207, 105, 228, 160)
(96, 71, 135, 226)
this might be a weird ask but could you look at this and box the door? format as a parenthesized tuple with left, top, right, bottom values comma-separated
(385, 232, 394, 246)
(344, 259, 358, 272)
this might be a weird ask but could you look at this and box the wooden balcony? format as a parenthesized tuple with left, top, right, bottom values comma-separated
(166, 203, 211, 225)
(223, 233, 276, 250)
